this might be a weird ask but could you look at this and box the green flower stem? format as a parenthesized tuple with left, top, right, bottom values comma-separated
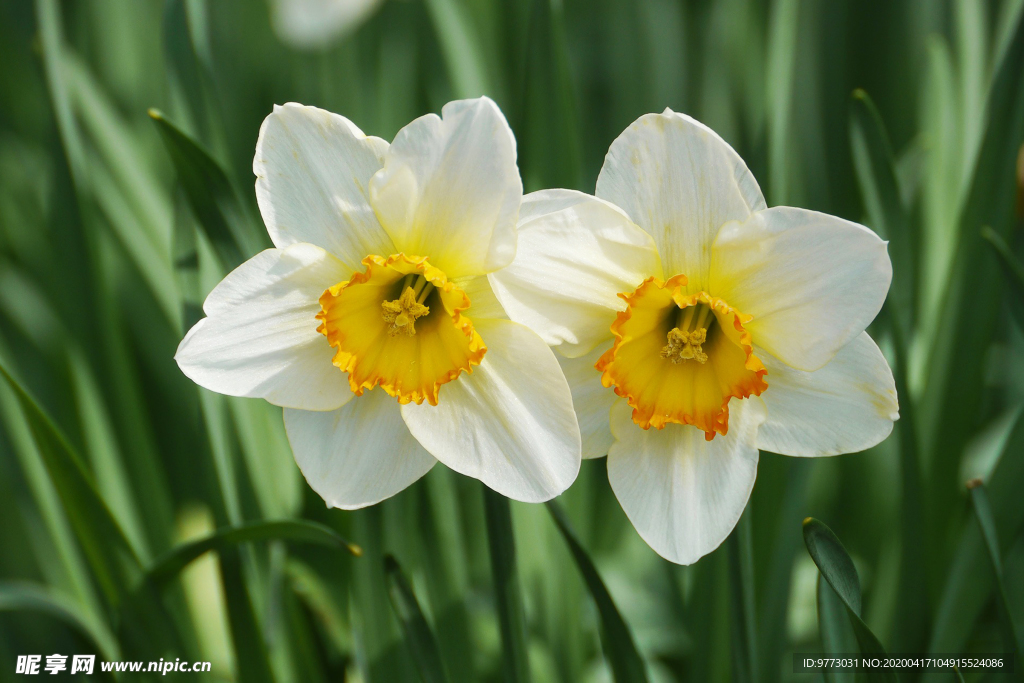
(727, 511, 758, 683)
(482, 485, 531, 683)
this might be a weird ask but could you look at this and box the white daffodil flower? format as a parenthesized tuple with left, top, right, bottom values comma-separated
(269, 0, 384, 49)
(489, 109, 899, 564)
(175, 97, 582, 507)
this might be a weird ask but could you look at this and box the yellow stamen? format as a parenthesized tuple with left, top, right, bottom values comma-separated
(661, 327, 708, 363)
(381, 286, 430, 336)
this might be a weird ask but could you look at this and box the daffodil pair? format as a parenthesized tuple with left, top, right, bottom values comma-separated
(176, 97, 898, 565)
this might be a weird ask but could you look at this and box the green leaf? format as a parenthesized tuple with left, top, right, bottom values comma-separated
(849, 89, 915, 324)
(483, 485, 531, 683)
(0, 353, 102, 619)
(727, 513, 758, 683)
(546, 501, 648, 683)
(384, 555, 450, 683)
(981, 225, 1024, 328)
(765, 0, 800, 205)
(816, 577, 857, 683)
(149, 108, 259, 271)
(516, 0, 583, 192)
(422, 0, 493, 98)
(931, 409, 1024, 652)
(417, 472, 474, 682)
(920, 0, 1024, 561)
(966, 481, 1024, 661)
(0, 360, 143, 612)
(802, 518, 897, 682)
(145, 520, 361, 588)
(0, 581, 119, 661)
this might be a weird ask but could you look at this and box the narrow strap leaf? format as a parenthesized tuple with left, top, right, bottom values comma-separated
(849, 89, 915, 327)
(145, 520, 361, 587)
(802, 518, 898, 682)
(981, 226, 1024, 329)
(966, 481, 1024, 662)
(384, 555, 450, 683)
(149, 109, 258, 270)
(0, 361, 143, 611)
(0, 582, 119, 662)
(546, 501, 648, 683)
(483, 486, 531, 683)
(816, 576, 857, 683)
(727, 514, 758, 683)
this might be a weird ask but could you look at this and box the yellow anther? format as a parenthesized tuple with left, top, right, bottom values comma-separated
(661, 326, 708, 364)
(382, 287, 430, 336)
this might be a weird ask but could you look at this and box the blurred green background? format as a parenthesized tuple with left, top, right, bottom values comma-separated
(1, 0, 1023, 681)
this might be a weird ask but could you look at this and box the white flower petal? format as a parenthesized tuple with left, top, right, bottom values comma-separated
(607, 396, 766, 565)
(400, 318, 581, 502)
(558, 345, 615, 459)
(458, 274, 509, 322)
(489, 189, 661, 358)
(284, 391, 436, 509)
(757, 333, 898, 456)
(369, 97, 521, 278)
(175, 244, 353, 411)
(595, 110, 765, 291)
(270, 0, 384, 49)
(254, 103, 394, 273)
(710, 207, 892, 371)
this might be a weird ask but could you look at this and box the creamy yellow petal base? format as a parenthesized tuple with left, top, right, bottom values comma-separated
(317, 254, 486, 405)
(596, 276, 767, 438)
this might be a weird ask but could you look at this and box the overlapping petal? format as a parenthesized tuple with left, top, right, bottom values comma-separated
(456, 274, 509, 322)
(710, 207, 892, 371)
(369, 97, 521, 279)
(175, 244, 353, 411)
(557, 345, 616, 459)
(489, 189, 662, 358)
(595, 109, 765, 293)
(757, 333, 898, 456)
(607, 396, 766, 565)
(284, 390, 436, 509)
(400, 318, 581, 502)
(254, 103, 393, 273)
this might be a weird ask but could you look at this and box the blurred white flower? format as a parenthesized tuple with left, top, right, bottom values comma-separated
(490, 109, 899, 564)
(269, 0, 384, 49)
(176, 97, 581, 507)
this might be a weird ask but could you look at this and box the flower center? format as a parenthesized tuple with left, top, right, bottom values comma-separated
(381, 276, 433, 336)
(317, 254, 486, 405)
(596, 274, 767, 438)
(660, 303, 715, 364)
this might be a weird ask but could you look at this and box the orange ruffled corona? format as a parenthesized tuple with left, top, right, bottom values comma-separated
(317, 254, 486, 405)
(596, 275, 767, 439)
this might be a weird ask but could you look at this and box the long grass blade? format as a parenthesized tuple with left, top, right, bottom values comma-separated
(546, 501, 648, 683)
(981, 225, 1024, 328)
(384, 555, 450, 683)
(849, 89, 915, 324)
(149, 109, 260, 270)
(728, 512, 758, 683)
(931, 409, 1024, 652)
(146, 520, 360, 587)
(966, 481, 1024, 662)
(802, 518, 896, 682)
(816, 576, 857, 683)
(0, 360, 142, 611)
(422, 0, 492, 98)
(483, 486, 531, 683)
(0, 581, 119, 661)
